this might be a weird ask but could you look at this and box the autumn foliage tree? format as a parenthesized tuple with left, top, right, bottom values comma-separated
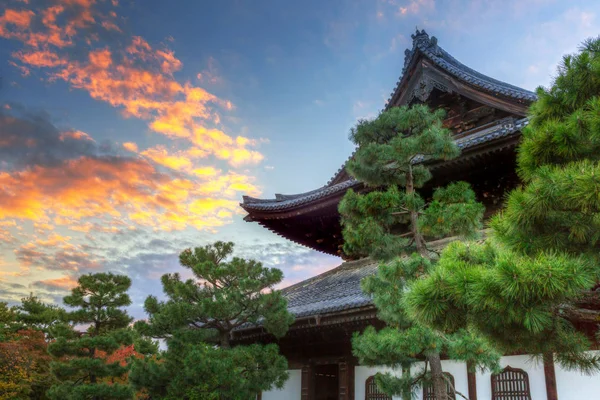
(0, 329, 54, 400)
(339, 105, 499, 400)
(47, 273, 135, 400)
(131, 241, 294, 400)
(0, 296, 64, 400)
(406, 38, 600, 373)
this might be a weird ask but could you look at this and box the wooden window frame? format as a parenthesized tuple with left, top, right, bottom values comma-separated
(491, 366, 532, 400)
(365, 375, 392, 400)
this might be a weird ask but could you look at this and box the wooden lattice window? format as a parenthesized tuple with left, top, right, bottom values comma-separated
(423, 372, 456, 400)
(491, 366, 532, 400)
(365, 376, 392, 400)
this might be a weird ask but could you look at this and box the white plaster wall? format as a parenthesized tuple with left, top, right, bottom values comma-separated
(476, 355, 546, 400)
(555, 350, 600, 400)
(274, 353, 600, 399)
(262, 369, 302, 400)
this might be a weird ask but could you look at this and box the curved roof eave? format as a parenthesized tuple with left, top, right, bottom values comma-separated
(241, 117, 528, 213)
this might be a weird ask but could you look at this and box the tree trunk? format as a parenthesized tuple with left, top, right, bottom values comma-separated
(428, 352, 448, 400)
(406, 166, 428, 257)
(220, 333, 230, 349)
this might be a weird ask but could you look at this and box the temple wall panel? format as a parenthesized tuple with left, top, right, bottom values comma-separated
(262, 369, 302, 400)
(476, 355, 546, 399)
(555, 350, 600, 400)
(263, 353, 600, 399)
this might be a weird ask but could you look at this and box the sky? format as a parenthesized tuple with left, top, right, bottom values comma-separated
(0, 0, 598, 319)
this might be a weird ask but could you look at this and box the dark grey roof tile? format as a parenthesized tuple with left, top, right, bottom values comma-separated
(282, 258, 378, 318)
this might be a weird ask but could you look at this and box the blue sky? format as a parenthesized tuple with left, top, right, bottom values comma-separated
(0, 0, 598, 318)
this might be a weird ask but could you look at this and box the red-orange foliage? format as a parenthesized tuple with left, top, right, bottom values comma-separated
(96, 344, 143, 367)
(95, 343, 147, 398)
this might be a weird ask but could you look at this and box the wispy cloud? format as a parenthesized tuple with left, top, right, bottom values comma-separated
(377, 0, 436, 18)
(2, 1, 264, 167)
(0, 0, 269, 308)
(519, 7, 598, 89)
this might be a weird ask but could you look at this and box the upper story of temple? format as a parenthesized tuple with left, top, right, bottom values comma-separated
(240, 30, 537, 258)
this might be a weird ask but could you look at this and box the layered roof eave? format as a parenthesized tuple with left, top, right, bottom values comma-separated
(241, 117, 528, 213)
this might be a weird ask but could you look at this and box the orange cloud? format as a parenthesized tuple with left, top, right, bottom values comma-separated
(34, 275, 79, 291)
(0, 2, 98, 49)
(0, 1, 269, 287)
(33, 222, 54, 233)
(0, 9, 34, 30)
(0, 153, 259, 232)
(140, 146, 194, 172)
(59, 130, 94, 141)
(2, 1, 265, 168)
(16, 237, 103, 272)
(192, 127, 264, 166)
(34, 233, 73, 248)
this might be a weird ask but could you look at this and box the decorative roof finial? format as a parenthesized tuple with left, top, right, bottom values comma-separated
(411, 28, 429, 41)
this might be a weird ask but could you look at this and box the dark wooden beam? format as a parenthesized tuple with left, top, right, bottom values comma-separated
(339, 360, 350, 400)
(543, 353, 558, 400)
(467, 361, 478, 400)
(301, 364, 313, 400)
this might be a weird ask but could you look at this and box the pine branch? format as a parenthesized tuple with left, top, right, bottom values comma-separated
(561, 304, 600, 324)
(397, 232, 414, 238)
(411, 360, 428, 386)
(574, 290, 600, 309)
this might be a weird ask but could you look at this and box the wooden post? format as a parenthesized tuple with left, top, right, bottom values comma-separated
(543, 353, 558, 400)
(338, 360, 350, 400)
(466, 361, 477, 400)
(301, 364, 313, 400)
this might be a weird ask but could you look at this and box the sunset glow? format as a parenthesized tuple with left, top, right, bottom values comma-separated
(1, 0, 598, 318)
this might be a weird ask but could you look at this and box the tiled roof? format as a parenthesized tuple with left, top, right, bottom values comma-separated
(279, 234, 473, 319)
(388, 30, 537, 106)
(324, 30, 537, 187)
(282, 258, 377, 318)
(240, 117, 527, 212)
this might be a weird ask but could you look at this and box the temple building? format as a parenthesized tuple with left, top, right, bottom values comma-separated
(237, 31, 600, 400)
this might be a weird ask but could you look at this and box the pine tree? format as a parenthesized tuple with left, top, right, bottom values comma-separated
(131, 241, 294, 400)
(14, 295, 67, 337)
(406, 38, 600, 373)
(47, 273, 135, 400)
(339, 105, 498, 400)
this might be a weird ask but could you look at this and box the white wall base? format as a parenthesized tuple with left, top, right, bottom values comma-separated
(269, 352, 600, 399)
(262, 369, 301, 400)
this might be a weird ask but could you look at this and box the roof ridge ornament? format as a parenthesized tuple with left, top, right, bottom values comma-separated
(411, 28, 429, 44)
(402, 29, 441, 75)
